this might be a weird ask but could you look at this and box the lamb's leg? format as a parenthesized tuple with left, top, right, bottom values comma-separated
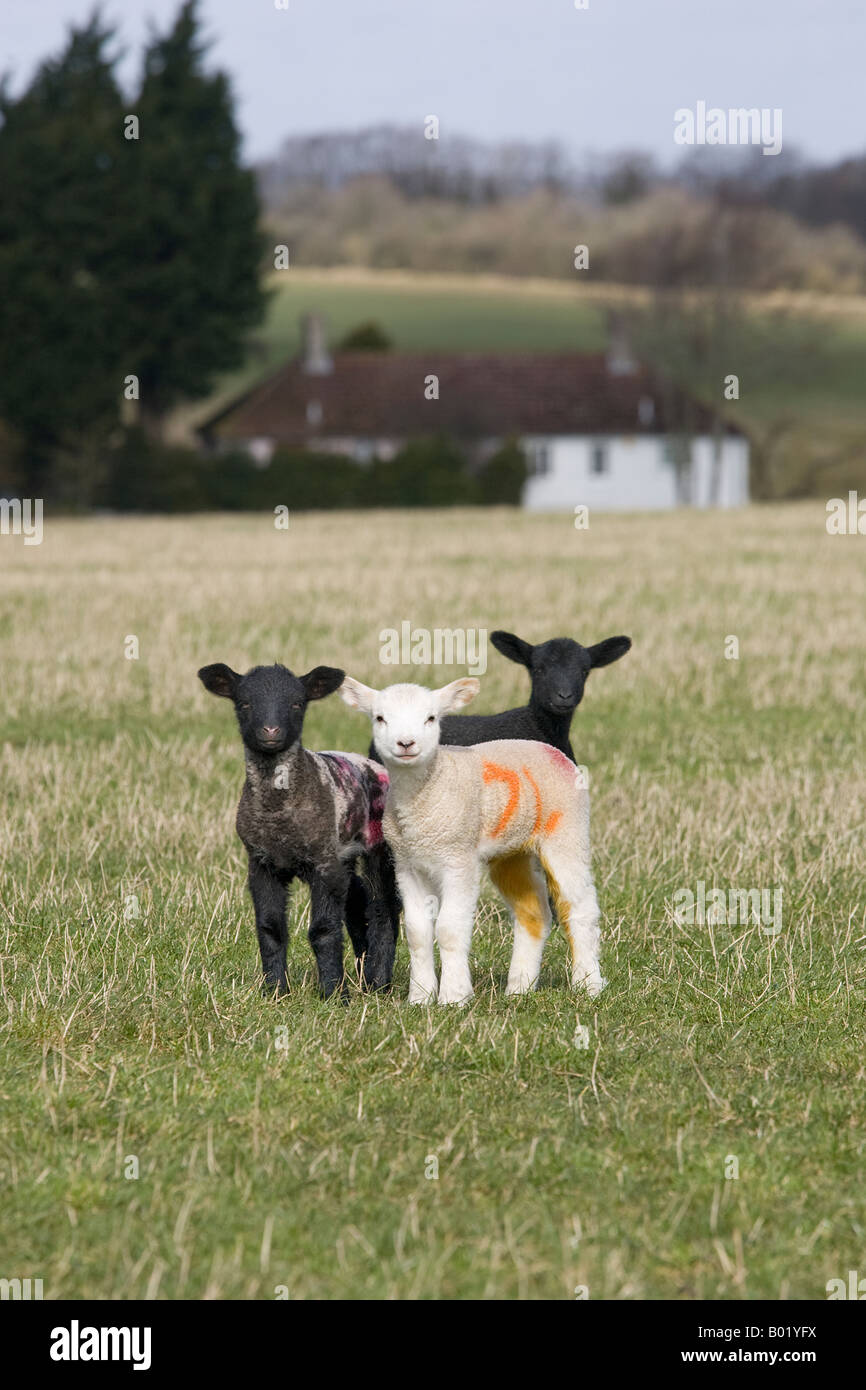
(381, 843, 402, 947)
(488, 852, 552, 995)
(354, 845, 398, 991)
(308, 871, 349, 998)
(248, 857, 290, 996)
(435, 868, 480, 1006)
(539, 848, 606, 996)
(344, 872, 369, 976)
(395, 865, 437, 1004)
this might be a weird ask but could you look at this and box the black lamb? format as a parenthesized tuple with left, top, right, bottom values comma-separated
(199, 661, 399, 998)
(368, 629, 631, 764)
(440, 629, 631, 760)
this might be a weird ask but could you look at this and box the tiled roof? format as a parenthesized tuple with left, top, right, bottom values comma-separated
(200, 351, 742, 442)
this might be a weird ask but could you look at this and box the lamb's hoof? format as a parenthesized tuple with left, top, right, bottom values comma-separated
(408, 985, 438, 1005)
(437, 987, 474, 1007)
(319, 979, 350, 1003)
(571, 966, 607, 996)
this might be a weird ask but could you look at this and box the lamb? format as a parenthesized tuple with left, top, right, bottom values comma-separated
(198, 661, 399, 998)
(342, 675, 605, 1005)
(440, 629, 631, 760)
(366, 629, 630, 763)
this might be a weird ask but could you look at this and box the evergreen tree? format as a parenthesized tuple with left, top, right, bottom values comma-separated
(336, 321, 393, 351)
(124, 0, 267, 432)
(0, 14, 127, 491)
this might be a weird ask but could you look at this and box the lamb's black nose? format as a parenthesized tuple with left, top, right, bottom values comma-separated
(260, 725, 281, 741)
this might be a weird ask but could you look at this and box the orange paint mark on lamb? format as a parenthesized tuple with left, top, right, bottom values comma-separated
(539, 853, 577, 965)
(543, 809, 563, 835)
(522, 765, 543, 835)
(483, 761, 521, 837)
(489, 853, 547, 939)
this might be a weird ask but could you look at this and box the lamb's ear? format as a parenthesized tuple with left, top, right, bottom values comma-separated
(491, 630, 534, 667)
(587, 636, 632, 668)
(339, 676, 378, 715)
(198, 663, 241, 699)
(301, 666, 346, 702)
(436, 677, 480, 714)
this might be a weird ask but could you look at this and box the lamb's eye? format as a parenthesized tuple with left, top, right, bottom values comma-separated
(375, 715, 385, 724)
(240, 703, 251, 712)
(292, 702, 302, 710)
(425, 715, 435, 724)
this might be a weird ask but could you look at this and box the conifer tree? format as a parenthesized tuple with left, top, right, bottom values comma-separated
(123, 0, 267, 434)
(0, 14, 126, 490)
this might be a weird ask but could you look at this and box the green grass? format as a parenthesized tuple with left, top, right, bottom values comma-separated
(263, 271, 609, 356)
(1, 504, 864, 1299)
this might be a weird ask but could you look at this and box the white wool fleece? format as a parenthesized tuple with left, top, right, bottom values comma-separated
(340, 677, 605, 1005)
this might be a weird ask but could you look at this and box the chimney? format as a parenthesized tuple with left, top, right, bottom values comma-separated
(605, 310, 637, 376)
(300, 313, 333, 375)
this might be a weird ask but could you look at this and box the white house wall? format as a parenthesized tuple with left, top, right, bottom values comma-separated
(522, 435, 750, 512)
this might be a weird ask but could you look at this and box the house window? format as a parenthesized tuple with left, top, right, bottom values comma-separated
(247, 437, 275, 468)
(590, 443, 609, 475)
(306, 400, 323, 427)
(527, 442, 551, 476)
(353, 440, 375, 463)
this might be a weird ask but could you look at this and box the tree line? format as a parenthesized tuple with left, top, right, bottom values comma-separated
(260, 126, 866, 246)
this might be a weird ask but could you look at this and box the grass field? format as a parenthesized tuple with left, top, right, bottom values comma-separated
(1, 503, 864, 1300)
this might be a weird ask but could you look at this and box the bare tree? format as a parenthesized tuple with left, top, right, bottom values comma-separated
(622, 202, 832, 500)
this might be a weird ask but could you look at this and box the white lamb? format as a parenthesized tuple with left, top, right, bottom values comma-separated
(340, 676, 606, 1005)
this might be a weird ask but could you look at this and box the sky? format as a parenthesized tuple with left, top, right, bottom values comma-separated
(3, 0, 863, 167)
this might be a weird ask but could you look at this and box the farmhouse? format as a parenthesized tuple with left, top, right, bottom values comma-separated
(198, 314, 750, 510)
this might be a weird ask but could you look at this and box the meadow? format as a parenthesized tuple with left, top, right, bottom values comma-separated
(1, 502, 864, 1299)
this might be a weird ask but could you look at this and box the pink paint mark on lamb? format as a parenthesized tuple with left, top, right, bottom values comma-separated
(546, 745, 573, 772)
(321, 754, 369, 845)
(321, 753, 389, 850)
(365, 767, 389, 847)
